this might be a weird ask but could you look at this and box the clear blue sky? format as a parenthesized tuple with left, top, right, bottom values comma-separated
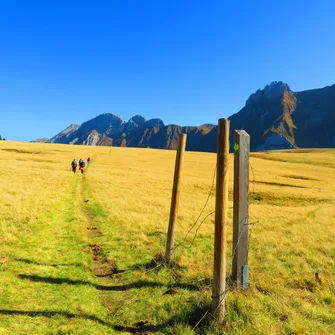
(1, 0, 335, 141)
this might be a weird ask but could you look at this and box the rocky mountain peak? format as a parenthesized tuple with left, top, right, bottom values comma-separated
(264, 81, 291, 96)
(129, 115, 146, 125)
(79, 113, 125, 136)
(47, 123, 80, 143)
(99, 113, 124, 123)
(246, 81, 291, 105)
(145, 118, 164, 128)
(65, 124, 80, 132)
(45, 81, 335, 152)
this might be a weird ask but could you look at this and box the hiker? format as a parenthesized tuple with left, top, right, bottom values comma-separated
(79, 158, 85, 174)
(87, 157, 91, 166)
(71, 159, 77, 173)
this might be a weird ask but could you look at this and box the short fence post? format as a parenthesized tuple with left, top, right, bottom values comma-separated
(232, 130, 250, 289)
(165, 134, 187, 262)
(212, 118, 230, 322)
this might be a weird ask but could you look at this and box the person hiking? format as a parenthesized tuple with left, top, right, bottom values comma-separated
(87, 157, 91, 166)
(71, 159, 77, 173)
(79, 158, 85, 174)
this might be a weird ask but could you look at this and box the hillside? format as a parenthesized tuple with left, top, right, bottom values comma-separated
(228, 82, 335, 151)
(0, 140, 334, 334)
(46, 82, 335, 152)
(30, 138, 49, 143)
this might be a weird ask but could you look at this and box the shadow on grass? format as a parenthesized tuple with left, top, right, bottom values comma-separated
(19, 274, 202, 292)
(130, 253, 185, 272)
(14, 258, 84, 268)
(0, 309, 172, 333)
(112, 323, 172, 333)
(113, 302, 212, 333)
(0, 304, 212, 334)
(254, 180, 308, 188)
(18, 274, 164, 291)
(169, 283, 200, 291)
(0, 303, 212, 333)
(0, 309, 112, 327)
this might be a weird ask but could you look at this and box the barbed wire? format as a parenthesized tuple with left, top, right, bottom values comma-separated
(108, 165, 219, 317)
(174, 159, 256, 256)
(113, 157, 259, 330)
(171, 164, 217, 254)
(192, 159, 259, 331)
(249, 161, 256, 194)
(193, 219, 258, 331)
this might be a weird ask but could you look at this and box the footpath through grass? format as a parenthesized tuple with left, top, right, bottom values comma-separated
(0, 142, 335, 334)
(0, 145, 115, 334)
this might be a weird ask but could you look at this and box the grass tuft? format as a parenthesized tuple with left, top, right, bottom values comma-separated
(0, 142, 334, 334)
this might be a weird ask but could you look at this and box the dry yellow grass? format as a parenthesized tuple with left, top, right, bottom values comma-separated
(0, 140, 334, 334)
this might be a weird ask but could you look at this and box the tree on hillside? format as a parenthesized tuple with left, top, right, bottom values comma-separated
(0, 135, 2, 140)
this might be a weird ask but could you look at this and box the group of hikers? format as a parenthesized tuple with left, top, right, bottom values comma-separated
(71, 157, 90, 174)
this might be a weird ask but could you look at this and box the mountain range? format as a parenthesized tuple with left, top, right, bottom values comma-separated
(40, 81, 335, 152)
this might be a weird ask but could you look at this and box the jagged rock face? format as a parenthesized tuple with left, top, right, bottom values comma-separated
(246, 81, 291, 105)
(30, 138, 49, 143)
(80, 114, 125, 136)
(230, 82, 335, 151)
(125, 115, 147, 132)
(49, 114, 166, 147)
(229, 84, 294, 150)
(255, 133, 296, 151)
(292, 85, 335, 147)
(144, 118, 164, 128)
(47, 82, 335, 152)
(83, 130, 102, 146)
(97, 136, 113, 146)
(129, 115, 146, 125)
(48, 124, 80, 143)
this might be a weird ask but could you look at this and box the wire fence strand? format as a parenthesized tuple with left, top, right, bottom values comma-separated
(172, 164, 217, 255)
(114, 158, 259, 330)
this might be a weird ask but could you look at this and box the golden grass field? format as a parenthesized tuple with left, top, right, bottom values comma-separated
(0, 140, 334, 334)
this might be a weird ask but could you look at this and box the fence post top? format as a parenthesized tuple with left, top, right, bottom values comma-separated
(218, 118, 230, 123)
(234, 130, 250, 137)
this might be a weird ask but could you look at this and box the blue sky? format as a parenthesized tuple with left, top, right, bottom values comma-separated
(1, 0, 335, 141)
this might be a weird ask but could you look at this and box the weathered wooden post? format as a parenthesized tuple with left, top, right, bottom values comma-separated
(165, 134, 187, 262)
(232, 130, 250, 289)
(212, 118, 230, 322)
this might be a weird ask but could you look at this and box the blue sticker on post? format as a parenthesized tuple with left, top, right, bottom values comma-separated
(242, 265, 249, 289)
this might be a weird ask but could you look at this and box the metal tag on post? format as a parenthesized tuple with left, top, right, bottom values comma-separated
(242, 265, 249, 289)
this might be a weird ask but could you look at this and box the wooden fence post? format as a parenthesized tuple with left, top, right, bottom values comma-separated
(165, 134, 187, 262)
(212, 118, 230, 322)
(232, 130, 250, 289)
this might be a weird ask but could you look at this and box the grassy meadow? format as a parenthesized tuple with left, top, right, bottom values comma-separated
(0, 141, 334, 334)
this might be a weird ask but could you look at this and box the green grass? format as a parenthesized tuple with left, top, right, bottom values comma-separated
(0, 142, 334, 334)
(0, 175, 115, 334)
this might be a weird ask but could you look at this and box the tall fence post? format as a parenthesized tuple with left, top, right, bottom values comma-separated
(232, 130, 250, 289)
(212, 118, 230, 322)
(165, 134, 187, 262)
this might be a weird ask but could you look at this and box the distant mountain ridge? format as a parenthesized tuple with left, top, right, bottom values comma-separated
(45, 81, 335, 151)
(228, 81, 335, 151)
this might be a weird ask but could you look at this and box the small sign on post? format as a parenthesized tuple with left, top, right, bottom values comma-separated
(232, 130, 250, 288)
(165, 134, 187, 262)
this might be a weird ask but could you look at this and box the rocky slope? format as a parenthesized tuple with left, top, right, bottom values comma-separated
(228, 81, 335, 151)
(47, 81, 335, 151)
(30, 138, 49, 143)
(48, 124, 80, 144)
